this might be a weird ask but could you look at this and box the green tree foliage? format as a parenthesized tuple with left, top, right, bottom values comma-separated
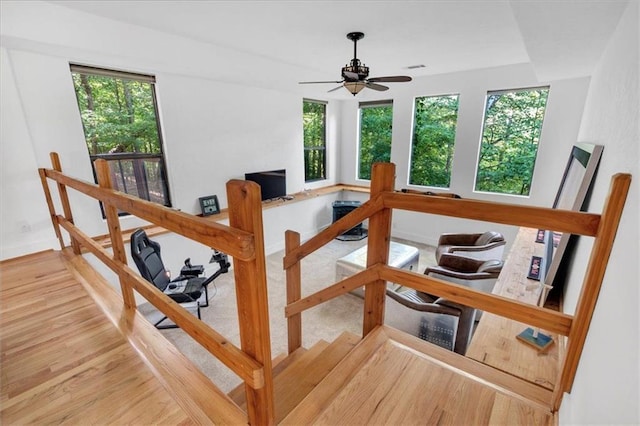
(72, 73, 161, 154)
(303, 101, 326, 181)
(71, 71, 169, 207)
(410, 95, 459, 187)
(359, 104, 393, 180)
(475, 88, 549, 195)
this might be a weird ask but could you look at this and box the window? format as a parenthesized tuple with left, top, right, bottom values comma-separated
(358, 100, 393, 180)
(475, 87, 549, 196)
(70, 65, 171, 210)
(302, 99, 327, 182)
(409, 94, 459, 188)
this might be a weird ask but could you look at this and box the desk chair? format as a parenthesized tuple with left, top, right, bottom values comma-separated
(130, 229, 230, 329)
(436, 231, 505, 264)
(385, 289, 476, 355)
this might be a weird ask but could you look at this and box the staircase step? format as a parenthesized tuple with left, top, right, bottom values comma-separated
(227, 332, 360, 422)
(271, 332, 360, 423)
(227, 345, 313, 405)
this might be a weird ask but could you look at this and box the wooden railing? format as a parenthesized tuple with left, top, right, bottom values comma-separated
(39, 152, 274, 425)
(283, 162, 630, 412)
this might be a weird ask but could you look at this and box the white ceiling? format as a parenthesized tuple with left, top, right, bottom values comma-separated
(47, 0, 629, 98)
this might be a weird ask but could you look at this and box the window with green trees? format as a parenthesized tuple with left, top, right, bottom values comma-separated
(358, 101, 393, 180)
(302, 99, 327, 182)
(70, 65, 171, 210)
(409, 94, 459, 188)
(475, 87, 549, 196)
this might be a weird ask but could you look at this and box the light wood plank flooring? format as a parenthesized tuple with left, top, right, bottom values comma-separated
(0, 250, 195, 424)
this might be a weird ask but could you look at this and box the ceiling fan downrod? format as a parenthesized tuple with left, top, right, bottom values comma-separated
(343, 31, 369, 81)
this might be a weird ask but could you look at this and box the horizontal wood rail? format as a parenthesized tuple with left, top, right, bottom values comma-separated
(283, 195, 383, 269)
(39, 152, 274, 425)
(378, 265, 573, 336)
(382, 192, 602, 237)
(283, 162, 631, 415)
(57, 215, 265, 387)
(43, 168, 255, 261)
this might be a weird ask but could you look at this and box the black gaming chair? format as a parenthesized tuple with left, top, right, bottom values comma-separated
(130, 229, 230, 328)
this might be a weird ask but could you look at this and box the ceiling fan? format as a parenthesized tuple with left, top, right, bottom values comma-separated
(299, 32, 412, 96)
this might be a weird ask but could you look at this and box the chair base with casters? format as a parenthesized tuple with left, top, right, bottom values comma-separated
(130, 229, 229, 330)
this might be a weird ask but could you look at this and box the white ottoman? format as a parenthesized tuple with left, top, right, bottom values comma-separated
(336, 241, 420, 298)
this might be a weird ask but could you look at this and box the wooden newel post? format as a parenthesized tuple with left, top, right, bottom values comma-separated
(226, 179, 275, 426)
(94, 159, 136, 309)
(285, 230, 302, 354)
(363, 162, 396, 336)
(50, 152, 81, 254)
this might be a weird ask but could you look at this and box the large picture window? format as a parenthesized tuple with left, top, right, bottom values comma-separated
(409, 94, 459, 188)
(358, 100, 393, 180)
(475, 87, 549, 196)
(70, 65, 171, 211)
(302, 99, 327, 182)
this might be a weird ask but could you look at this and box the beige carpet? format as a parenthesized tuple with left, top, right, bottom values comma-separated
(139, 237, 435, 393)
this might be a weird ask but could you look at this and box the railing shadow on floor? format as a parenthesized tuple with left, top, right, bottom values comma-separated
(39, 152, 274, 425)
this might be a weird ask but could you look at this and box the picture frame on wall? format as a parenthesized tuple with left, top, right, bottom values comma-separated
(199, 195, 220, 216)
(542, 143, 604, 302)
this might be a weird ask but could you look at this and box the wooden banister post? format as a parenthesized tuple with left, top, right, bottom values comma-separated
(38, 168, 65, 250)
(552, 173, 631, 410)
(94, 159, 136, 309)
(363, 162, 396, 336)
(285, 230, 302, 354)
(50, 152, 81, 254)
(226, 179, 275, 426)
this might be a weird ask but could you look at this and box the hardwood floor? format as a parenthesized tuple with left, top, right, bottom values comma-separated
(0, 250, 195, 424)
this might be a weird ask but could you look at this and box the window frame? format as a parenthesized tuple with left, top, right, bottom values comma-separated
(408, 93, 460, 189)
(474, 86, 550, 197)
(70, 64, 172, 215)
(357, 99, 394, 181)
(302, 98, 328, 183)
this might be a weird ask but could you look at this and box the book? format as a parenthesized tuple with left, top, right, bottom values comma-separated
(516, 327, 554, 352)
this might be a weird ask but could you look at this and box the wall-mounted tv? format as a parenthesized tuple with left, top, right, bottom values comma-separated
(245, 169, 286, 201)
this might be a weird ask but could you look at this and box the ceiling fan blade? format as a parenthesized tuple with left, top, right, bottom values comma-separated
(367, 76, 412, 83)
(327, 85, 345, 93)
(299, 80, 343, 84)
(365, 82, 389, 91)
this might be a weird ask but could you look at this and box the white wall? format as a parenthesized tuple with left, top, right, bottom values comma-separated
(1, 2, 637, 423)
(339, 63, 591, 246)
(559, 2, 639, 424)
(0, 1, 341, 260)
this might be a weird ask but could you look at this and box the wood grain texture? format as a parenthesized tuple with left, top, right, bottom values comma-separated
(466, 227, 560, 390)
(554, 173, 631, 407)
(382, 191, 601, 236)
(0, 250, 215, 425)
(227, 179, 275, 426)
(63, 250, 248, 424)
(282, 326, 553, 425)
(285, 230, 302, 353)
(56, 213, 265, 388)
(49, 152, 81, 254)
(43, 167, 255, 260)
(363, 162, 395, 335)
(379, 264, 573, 335)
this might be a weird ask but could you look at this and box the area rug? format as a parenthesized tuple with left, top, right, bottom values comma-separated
(138, 237, 435, 393)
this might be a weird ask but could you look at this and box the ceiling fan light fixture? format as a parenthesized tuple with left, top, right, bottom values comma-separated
(344, 81, 366, 95)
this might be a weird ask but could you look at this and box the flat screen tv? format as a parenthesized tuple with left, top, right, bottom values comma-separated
(245, 169, 286, 201)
